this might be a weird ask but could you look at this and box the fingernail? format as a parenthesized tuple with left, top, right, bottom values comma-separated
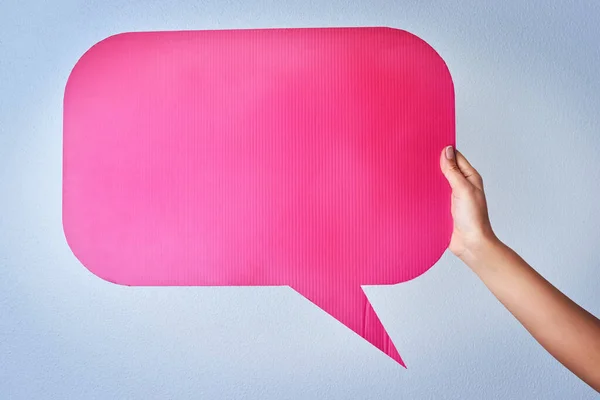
(445, 146, 455, 160)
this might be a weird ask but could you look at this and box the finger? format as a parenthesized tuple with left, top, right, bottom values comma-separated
(440, 146, 469, 191)
(455, 150, 484, 191)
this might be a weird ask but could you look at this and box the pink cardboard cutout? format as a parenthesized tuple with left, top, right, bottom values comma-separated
(63, 27, 454, 366)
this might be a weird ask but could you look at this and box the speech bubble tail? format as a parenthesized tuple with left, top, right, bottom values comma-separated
(291, 283, 405, 367)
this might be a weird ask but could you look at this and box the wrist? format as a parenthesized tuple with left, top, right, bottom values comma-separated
(459, 232, 504, 269)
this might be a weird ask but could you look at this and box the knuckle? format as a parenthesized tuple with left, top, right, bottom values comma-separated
(448, 163, 461, 172)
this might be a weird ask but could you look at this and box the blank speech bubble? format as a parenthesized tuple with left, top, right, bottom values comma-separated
(63, 27, 454, 366)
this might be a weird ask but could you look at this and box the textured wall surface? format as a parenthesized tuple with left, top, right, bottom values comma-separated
(1, 1, 600, 398)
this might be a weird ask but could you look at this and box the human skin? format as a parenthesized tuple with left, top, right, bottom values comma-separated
(439, 146, 600, 393)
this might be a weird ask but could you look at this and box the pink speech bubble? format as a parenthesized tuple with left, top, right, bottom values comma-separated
(63, 27, 454, 366)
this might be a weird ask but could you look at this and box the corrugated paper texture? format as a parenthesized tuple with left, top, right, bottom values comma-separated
(63, 27, 455, 366)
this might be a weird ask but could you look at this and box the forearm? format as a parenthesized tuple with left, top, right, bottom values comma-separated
(461, 236, 600, 392)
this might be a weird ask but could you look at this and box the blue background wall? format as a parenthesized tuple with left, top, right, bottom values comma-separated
(2, 1, 600, 398)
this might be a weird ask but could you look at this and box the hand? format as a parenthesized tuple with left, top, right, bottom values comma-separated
(439, 146, 498, 262)
(439, 146, 600, 392)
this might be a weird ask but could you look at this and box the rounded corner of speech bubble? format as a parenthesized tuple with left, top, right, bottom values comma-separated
(64, 31, 137, 103)
(62, 27, 455, 365)
(383, 26, 455, 102)
(62, 216, 129, 287)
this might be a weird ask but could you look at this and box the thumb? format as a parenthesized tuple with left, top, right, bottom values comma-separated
(440, 145, 468, 191)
